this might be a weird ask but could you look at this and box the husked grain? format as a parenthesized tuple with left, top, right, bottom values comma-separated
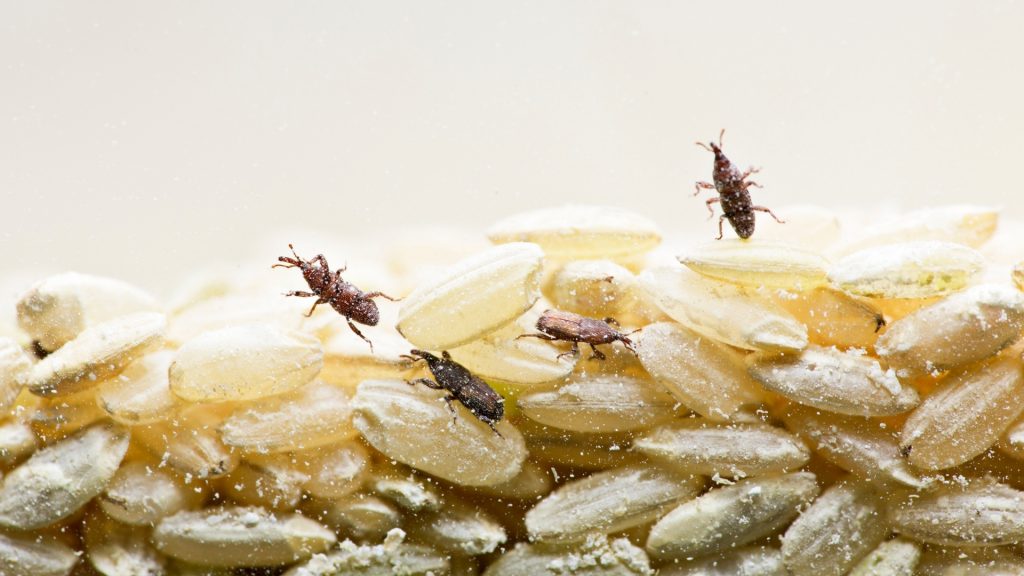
(100, 460, 200, 525)
(409, 501, 507, 555)
(828, 241, 984, 299)
(914, 546, 1024, 575)
(847, 539, 919, 576)
(297, 441, 370, 500)
(1014, 261, 1024, 291)
(134, 404, 239, 479)
(837, 204, 998, 253)
(27, 312, 166, 397)
(224, 455, 311, 511)
(0, 418, 37, 466)
(447, 309, 576, 387)
(96, 349, 180, 424)
(632, 420, 810, 478)
(0, 423, 129, 530)
(303, 494, 400, 540)
(483, 533, 654, 576)
(876, 284, 1024, 378)
(219, 382, 355, 453)
(900, 355, 1024, 470)
(525, 464, 703, 541)
(30, 386, 107, 440)
(487, 205, 661, 260)
(16, 271, 159, 352)
(370, 472, 440, 512)
(656, 546, 785, 576)
(153, 506, 335, 566)
(640, 266, 807, 353)
(284, 528, 449, 576)
(780, 481, 888, 576)
(517, 373, 677, 433)
(680, 239, 830, 290)
(547, 260, 642, 319)
(782, 405, 926, 487)
(523, 425, 640, 470)
(320, 317, 416, 388)
(634, 322, 765, 419)
(166, 294, 315, 346)
(396, 242, 544, 350)
(645, 472, 819, 560)
(0, 338, 30, 411)
(84, 510, 166, 576)
(352, 379, 526, 486)
(0, 531, 79, 576)
(890, 480, 1024, 545)
(471, 459, 553, 500)
(748, 345, 918, 416)
(772, 287, 885, 349)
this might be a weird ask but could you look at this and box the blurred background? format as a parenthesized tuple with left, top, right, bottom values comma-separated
(2, 1, 1023, 296)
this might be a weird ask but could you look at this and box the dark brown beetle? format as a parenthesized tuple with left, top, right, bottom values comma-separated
(517, 309, 638, 361)
(274, 244, 399, 350)
(694, 129, 784, 239)
(402, 349, 505, 436)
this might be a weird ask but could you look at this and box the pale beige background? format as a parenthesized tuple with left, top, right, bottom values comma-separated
(2, 1, 1023, 295)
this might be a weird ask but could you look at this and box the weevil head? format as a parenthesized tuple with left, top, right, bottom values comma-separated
(349, 297, 380, 326)
(408, 349, 441, 364)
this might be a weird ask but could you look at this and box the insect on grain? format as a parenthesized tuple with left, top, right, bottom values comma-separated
(402, 349, 506, 436)
(274, 244, 399, 351)
(694, 129, 784, 240)
(517, 309, 639, 361)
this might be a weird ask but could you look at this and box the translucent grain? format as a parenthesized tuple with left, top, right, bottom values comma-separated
(472, 459, 553, 500)
(782, 405, 926, 487)
(0, 338, 30, 411)
(0, 423, 129, 530)
(487, 205, 661, 260)
(396, 242, 544, 350)
(1014, 260, 1024, 291)
(525, 464, 703, 541)
(634, 322, 765, 420)
(546, 259, 642, 319)
(640, 266, 807, 353)
(154, 506, 336, 567)
(633, 420, 810, 478)
(780, 481, 888, 576)
(320, 319, 416, 388)
(524, 425, 640, 470)
(298, 441, 370, 500)
(169, 323, 323, 402)
(657, 546, 785, 576)
(304, 494, 401, 540)
(646, 472, 819, 560)
(829, 241, 984, 298)
(30, 386, 107, 440)
(371, 471, 440, 512)
(352, 379, 527, 486)
(409, 502, 507, 555)
(166, 294, 317, 346)
(748, 345, 919, 416)
(517, 373, 677, 433)
(219, 382, 355, 453)
(134, 404, 239, 478)
(837, 204, 998, 252)
(915, 547, 1024, 576)
(847, 539, 919, 576)
(16, 271, 159, 352)
(447, 309, 576, 387)
(900, 355, 1024, 470)
(680, 239, 830, 290)
(0, 532, 79, 576)
(773, 287, 885, 349)
(84, 511, 166, 576)
(876, 284, 1024, 378)
(483, 533, 654, 576)
(100, 460, 200, 525)
(27, 312, 166, 397)
(285, 528, 449, 576)
(890, 480, 1024, 545)
(224, 455, 310, 511)
(0, 418, 37, 466)
(96, 349, 180, 424)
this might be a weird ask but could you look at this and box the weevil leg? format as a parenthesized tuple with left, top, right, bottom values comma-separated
(740, 166, 761, 180)
(312, 254, 330, 270)
(488, 421, 504, 438)
(620, 336, 640, 357)
(305, 298, 326, 317)
(516, 333, 559, 342)
(705, 196, 720, 219)
(346, 318, 375, 353)
(407, 377, 444, 390)
(694, 181, 716, 196)
(365, 291, 401, 302)
(272, 256, 301, 269)
(588, 344, 607, 361)
(555, 342, 580, 361)
(718, 128, 725, 147)
(284, 290, 316, 298)
(752, 205, 785, 223)
(717, 215, 727, 240)
(744, 180, 763, 189)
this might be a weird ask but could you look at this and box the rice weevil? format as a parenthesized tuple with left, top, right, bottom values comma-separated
(517, 309, 639, 361)
(402, 349, 505, 436)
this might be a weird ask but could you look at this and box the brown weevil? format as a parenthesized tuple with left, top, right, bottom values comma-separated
(694, 129, 784, 239)
(517, 309, 639, 361)
(402, 349, 505, 436)
(274, 244, 399, 350)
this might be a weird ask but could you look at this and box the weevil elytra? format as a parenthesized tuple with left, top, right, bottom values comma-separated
(517, 309, 639, 361)
(274, 244, 399, 350)
(402, 349, 505, 436)
(694, 130, 784, 239)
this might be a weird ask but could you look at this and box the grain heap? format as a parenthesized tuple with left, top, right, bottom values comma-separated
(2, 203, 1024, 575)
